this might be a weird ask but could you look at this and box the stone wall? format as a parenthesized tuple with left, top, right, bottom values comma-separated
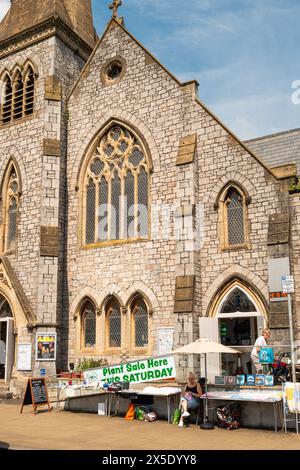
(0, 34, 84, 381)
(66, 22, 290, 373)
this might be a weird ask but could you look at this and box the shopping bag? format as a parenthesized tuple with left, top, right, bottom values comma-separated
(172, 408, 181, 425)
(216, 402, 241, 430)
(259, 347, 274, 364)
(125, 404, 135, 420)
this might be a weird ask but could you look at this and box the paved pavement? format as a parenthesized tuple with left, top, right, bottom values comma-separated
(0, 402, 299, 450)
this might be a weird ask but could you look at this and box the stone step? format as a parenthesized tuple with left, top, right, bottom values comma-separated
(0, 386, 9, 392)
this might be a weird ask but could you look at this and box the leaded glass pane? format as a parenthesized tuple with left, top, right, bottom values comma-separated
(129, 147, 144, 167)
(111, 174, 121, 240)
(220, 288, 257, 313)
(108, 302, 121, 348)
(90, 158, 104, 176)
(83, 304, 96, 348)
(86, 180, 96, 244)
(137, 168, 148, 237)
(98, 177, 108, 241)
(125, 171, 135, 238)
(7, 197, 17, 248)
(226, 189, 244, 245)
(134, 299, 148, 347)
(0, 298, 13, 318)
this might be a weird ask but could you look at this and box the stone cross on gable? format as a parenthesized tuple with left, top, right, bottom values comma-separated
(109, 0, 123, 19)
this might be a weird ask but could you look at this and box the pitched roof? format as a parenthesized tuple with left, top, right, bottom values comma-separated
(0, 0, 96, 49)
(245, 128, 300, 171)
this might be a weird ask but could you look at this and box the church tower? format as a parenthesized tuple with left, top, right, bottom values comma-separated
(0, 0, 96, 389)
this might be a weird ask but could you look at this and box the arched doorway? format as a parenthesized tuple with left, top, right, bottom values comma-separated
(201, 281, 267, 380)
(216, 285, 266, 375)
(0, 294, 14, 382)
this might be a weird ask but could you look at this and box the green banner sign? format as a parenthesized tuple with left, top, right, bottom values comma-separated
(83, 356, 176, 385)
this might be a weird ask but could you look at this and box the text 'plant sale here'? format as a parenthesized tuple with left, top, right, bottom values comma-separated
(83, 356, 176, 385)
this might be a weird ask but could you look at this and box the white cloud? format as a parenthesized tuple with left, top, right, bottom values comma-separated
(0, 0, 9, 21)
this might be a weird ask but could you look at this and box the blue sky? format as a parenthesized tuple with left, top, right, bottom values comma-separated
(1, 0, 299, 139)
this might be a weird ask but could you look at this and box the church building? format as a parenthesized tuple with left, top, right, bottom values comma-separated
(0, 0, 299, 393)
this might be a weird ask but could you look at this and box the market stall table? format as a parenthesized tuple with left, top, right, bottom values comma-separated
(106, 386, 182, 423)
(201, 389, 283, 432)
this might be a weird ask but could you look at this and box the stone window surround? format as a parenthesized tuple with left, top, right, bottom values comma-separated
(100, 55, 127, 87)
(76, 294, 152, 357)
(0, 159, 22, 254)
(78, 120, 152, 250)
(0, 60, 38, 126)
(216, 181, 251, 251)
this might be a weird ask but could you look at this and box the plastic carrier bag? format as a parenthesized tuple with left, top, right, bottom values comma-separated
(125, 404, 135, 420)
(259, 347, 274, 364)
(216, 402, 241, 430)
(172, 408, 181, 425)
(135, 406, 147, 420)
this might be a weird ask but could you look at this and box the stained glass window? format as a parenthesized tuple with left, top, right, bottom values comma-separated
(220, 288, 257, 313)
(84, 125, 149, 244)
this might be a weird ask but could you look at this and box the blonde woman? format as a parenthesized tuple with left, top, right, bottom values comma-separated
(179, 372, 202, 425)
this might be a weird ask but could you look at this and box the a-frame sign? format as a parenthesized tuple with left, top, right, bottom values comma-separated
(20, 378, 52, 414)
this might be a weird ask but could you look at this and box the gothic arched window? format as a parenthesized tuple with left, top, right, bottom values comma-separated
(84, 124, 150, 245)
(2, 163, 20, 251)
(1, 64, 36, 125)
(219, 184, 249, 249)
(106, 299, 121, 349)
(220, 288, 257, 314)
(81, 300, 96, 349)
(1, 75, 12, 124)
(131, 297, 149, 349)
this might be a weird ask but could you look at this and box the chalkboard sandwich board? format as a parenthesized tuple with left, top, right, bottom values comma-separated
(20, 378, 52, 414)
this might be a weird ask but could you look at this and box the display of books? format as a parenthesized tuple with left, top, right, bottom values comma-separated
(246, 374, 255, 386)
(215, 376, 226, 385)
(264, 375, 274, 386)
(225, 376, 237, 386)
(236, 375, 245, 386)
(255, 374, 265, 386)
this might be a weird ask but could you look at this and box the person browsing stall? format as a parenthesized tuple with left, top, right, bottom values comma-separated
(251, 328, 271, 373)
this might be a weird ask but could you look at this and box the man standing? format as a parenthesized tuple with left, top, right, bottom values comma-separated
(251, 329, 271, 373)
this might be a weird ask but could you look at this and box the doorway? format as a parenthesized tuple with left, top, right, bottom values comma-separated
(216, 285, 265, 375)
(0, 296, 15, 383)
(219, 316, 257, 374)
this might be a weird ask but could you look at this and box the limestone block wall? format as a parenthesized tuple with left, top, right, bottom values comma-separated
(0, 34, 84, 376)
(289, 195, 300, 355)
(66, 22, 288, 368)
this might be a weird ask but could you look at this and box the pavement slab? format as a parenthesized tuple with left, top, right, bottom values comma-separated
(0, 403, 299, 450)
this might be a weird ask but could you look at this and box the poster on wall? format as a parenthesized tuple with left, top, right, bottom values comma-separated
(17, 344, 32, 371)
(36, 333, 56, 361)
(157, 328, 174, 356)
